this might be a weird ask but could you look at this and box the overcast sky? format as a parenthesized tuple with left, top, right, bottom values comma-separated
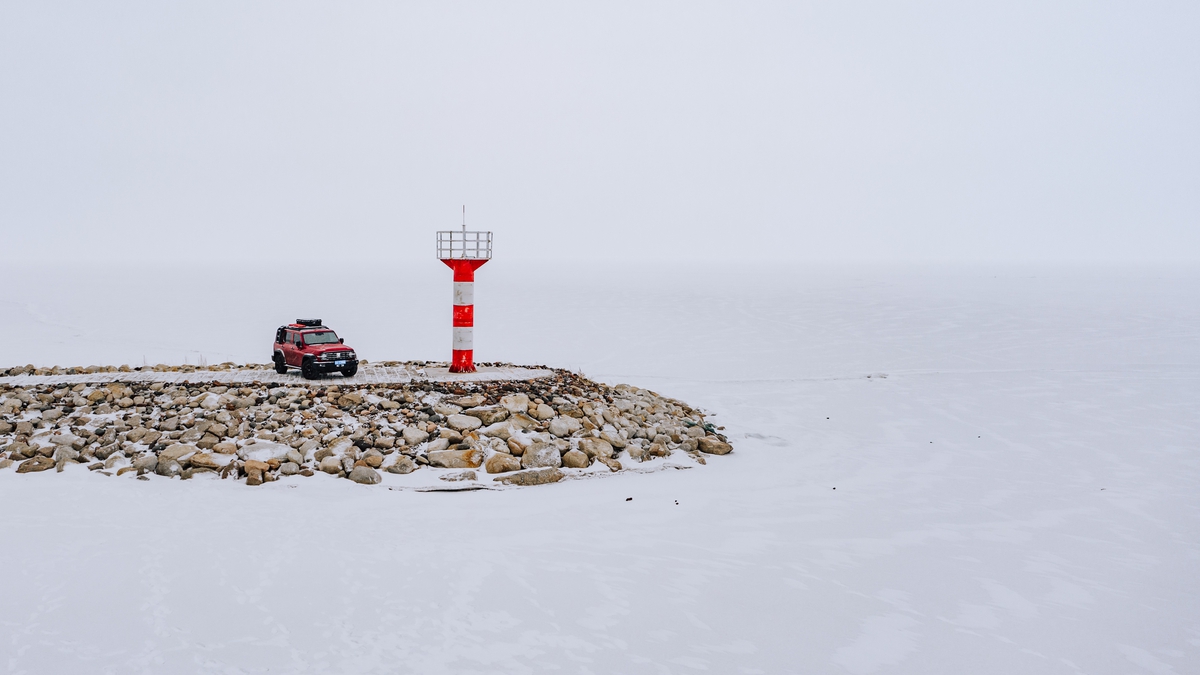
(1, 1, 1196, 263)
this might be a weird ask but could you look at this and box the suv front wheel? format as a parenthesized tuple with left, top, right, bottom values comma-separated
(273, 353, 287, 374)
(301, 358, 318, 380)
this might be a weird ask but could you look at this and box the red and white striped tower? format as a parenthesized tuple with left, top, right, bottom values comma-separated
(437, 214, 492, 373)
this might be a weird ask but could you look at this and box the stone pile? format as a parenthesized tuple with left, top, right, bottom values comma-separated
(0, 368, 732, 487)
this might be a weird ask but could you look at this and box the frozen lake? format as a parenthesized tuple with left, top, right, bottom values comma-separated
(2, 263, 1198, 673)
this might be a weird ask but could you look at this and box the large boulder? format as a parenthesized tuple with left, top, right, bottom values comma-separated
(160, 443, 198, 462)
(697, 436, 733, 455)
(463, 406, 509, 425)
(319, 456, 342, 474)
(16, 456, 54, 473)
(494, 468, 564, 486)
(499, 393, 529, 414)
(531, 403, 555, 420)
(561, 449, 589, 468)
(449, 393, 486, 408)
(348, 465, 381, 484)
(520, 442, 561, 469)
(446, 414, 482, 432)
(548, 416, 582, 438)
(577, 438, 614, 460)
(484, 453, 521, 474)
(599, 431, 627, 449)
(155, 459, 182, 478)
(385, 456, 417, 474)
(427, 449, 483, 469)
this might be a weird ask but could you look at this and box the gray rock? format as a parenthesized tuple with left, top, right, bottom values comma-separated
(402, 426, 430, 446)
(494, 467, 564, 486)
(520, 442, 562, 469)
(463, 406, 509, 425)
(385, 456, 417, 474)
(446, 414, 482, 431)
(449, 394, 486, 407)
(279, 462, 300, 475)
(319, 456, 341, 474)
(425, 437, 450, 453)
(548, 416, 582, 438)
(499, 393, 529, 414)
(599, 431, 627, 449)
(440, 470, 477, 482)
(348, 465, 381, 485)
(155, 459, 182, 477)
(132, 455, 158, 472)
(531, 403, 555, 420)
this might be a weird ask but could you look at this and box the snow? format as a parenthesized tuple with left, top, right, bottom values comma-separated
(1, 263, 1198, 673)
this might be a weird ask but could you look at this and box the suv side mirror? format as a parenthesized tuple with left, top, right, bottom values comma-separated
(339, 338, 344, 344)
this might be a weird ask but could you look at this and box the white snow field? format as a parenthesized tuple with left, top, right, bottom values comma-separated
(2, 263, 1198, 674)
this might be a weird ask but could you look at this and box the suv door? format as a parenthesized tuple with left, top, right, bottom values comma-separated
(283, 331, 301, 366)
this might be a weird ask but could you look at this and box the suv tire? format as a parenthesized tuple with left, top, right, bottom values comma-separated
(273, 353, 288, 374)
(341, 363, 358, 378)
(301, 358, 318, 380)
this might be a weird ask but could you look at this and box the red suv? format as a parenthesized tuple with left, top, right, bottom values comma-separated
(273, 319, 359, 379)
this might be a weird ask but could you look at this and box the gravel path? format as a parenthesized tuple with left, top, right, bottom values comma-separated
(0, 365, 552, 387)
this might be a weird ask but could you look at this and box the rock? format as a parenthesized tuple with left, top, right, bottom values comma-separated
(627, 444, 646, 462)
(348, 465, 381, 484)
(338, 392, 364, 408)
(577, 438, 614, 460)
(243, 459, 269, 483)
(686, 425, 706, 438)
(319, 456, 342, 474)
(548, 416, 582, 438)
(438, 428, 463, 442)
(160, 443, 198, 462)
(507, 413, 539, 430)
(179, 427, 205, 443)
(647, 442, 670, 458)
(440, 470, 477, 482)
(485, 453, 521, 474)
(402, 426, 430, 446)
(155, 459, 182, 477)
(16, 456, 55, 473)
(599, 457, 622, 472)
(450, 393, 486, 408)
(561, 449, 589, 468)
(494, 467, 564, 486)
(506, 437, 527, 456)
(16, 421, 33, 435)
(213, 441, 238, 455)
(0, 459, 12, 470)
(520, 442, 561, 469)
(499, 393, 530, 414)
(697, 436, 733, 455)
(479, 422, 513, 440)
(599, 431, 627, 449)
(374, 435, 395, 450)
(279, 462, 300, 475)
(363, 449, 384, 468)
(447, 414, 482, 431)
(141, 430, 162, 446)
(427, 448, 483, 469)
(463, 406, 509, 425)
(196, 433, 220, 449)
(425, 437, 450, 453)
(132, 455, 158, 472)
(531, 403, 555, 420)
(385, 456, 417, 474)
(188, 453, 223, 469)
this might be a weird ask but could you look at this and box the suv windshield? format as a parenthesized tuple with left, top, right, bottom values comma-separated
(302, 331, 339, 345)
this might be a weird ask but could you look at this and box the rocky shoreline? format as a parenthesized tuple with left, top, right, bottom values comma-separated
(0, 365, 732, 487)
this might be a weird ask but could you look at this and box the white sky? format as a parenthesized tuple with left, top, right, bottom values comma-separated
(1, 1, 1197, 263)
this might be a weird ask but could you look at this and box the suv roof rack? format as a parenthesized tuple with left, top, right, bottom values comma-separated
(295, 318, 323, 327)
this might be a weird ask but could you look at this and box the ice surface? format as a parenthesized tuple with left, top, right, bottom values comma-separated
(1, 263, 1198, 673)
